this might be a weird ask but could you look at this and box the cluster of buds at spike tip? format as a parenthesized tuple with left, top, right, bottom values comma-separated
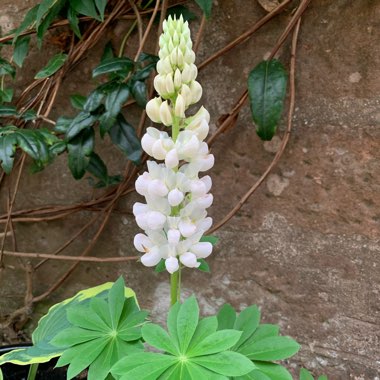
(133, 15, 214, 274)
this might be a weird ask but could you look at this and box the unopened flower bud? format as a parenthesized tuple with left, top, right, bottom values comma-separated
(167, 229, 181, 245)
(148, 179, 168, 197)
(165, 74, 175, 95)
(175, 94, 186, 118)
(181, 84, 192, 106)
(165, 256, 179, 273)
(168, 188, 184, 206)
(174, 69, 182, 90)
(190, 81, 202, 104)
(180, 252, 200, 268)
(146, 97, 162, 123)
(165, 148, 179, 169)
(159, 101, 173, 126)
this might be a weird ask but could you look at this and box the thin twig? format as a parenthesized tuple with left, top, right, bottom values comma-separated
(194, 15, 206, 53)
(208, 17, 302, 234)
(129, 0, 143, 45)
(198, 0, 293, 71)
(3, 250, 138, 263)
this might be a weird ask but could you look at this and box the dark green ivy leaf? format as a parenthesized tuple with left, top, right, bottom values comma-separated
(92, 57, 134, 79)
(13, 4, 39, 41)
(108, 114, 141, 164)
(65, 111, 98, 141)
(69, 0, 101, 21)
(248, 59, 288, 141)
(87, 152, 122, 188)
(13, 36, 31, 67)
(194, 0, 213, 19)
(34, 53, 67, 79)
(131, 80, 147, 107)
(0, 88, 14, 103)
(0, 105, 18, 117)
(67, 127, 94, 179)
(0, 58, 16, 79)
(67, 6, 81, 38)
(70, 94, 87, 110)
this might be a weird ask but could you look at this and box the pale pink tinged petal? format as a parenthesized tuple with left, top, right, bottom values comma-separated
(168, 188, 184, 207)
(141, 246, 162, 267)
(179, 252, 200, 268)
(134, 233, 152, 252)
(191, 242, 212, 258)
(148, 179, 169, 197)
(165, 256, 179, 274)
(147, 211, 166, 230)
(178, 219, 197, 237)
(165, 148, 179, 169)
(167, 229, 181, 245)
(152, 140, 167, 160)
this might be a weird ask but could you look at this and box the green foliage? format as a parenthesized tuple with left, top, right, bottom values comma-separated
(300, 368, 328, 380)
(87, 152, 122, 188)
(0, 126, 63, 173)
(52, 277, 147, 380)
(194, 0, 213, 19)
(34, 53, 68, 79)
(0, 281, 136, 367)
(248, 59, 288, 141)
(0, 58, 16, 79)
(13, 36, 31, 68)
(111, 296, 255, 379)
(216, 304, 300, 380)
(200, 235, 219, 245)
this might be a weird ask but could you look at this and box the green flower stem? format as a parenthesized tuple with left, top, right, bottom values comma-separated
(170, 266, 182, 305)
(27, 363, 39, 380)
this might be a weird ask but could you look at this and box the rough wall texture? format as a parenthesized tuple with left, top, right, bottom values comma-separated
(0, 0, 379, 379)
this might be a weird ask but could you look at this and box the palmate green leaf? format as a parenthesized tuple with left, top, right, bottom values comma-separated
(177, 295, 199, 353)
(142, 324, 179, 355)
(69, 0, 101, 21)
(53, 278, 146, 380)
(67, 127, 94, 179)
(300, 368, 314, 380)
(299, 368, 328, 380)
(248, 59, 288, 141)
(239, 335, 300, 361)
(13, 35, 31, 67)
(0, 282, 134, 367)
(188, 330, 241, 357)
(233, 305, 260, 349)
(192, 351, 254, 377)
(217, 303, 236, 330)
(113, 297, 254, 379)
(34, 53, 67, 79)
(246, 362, 292, 380)
(108, 114, 142, 164)
(92, 57, 134, 78)
(194, 0, 213, 19)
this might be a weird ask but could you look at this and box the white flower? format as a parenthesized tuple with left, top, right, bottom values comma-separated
(180, 252, 200, 268)
(191, 242, 213, 259)
(165, 256, 179, 273)
(146, 97, 162, 123)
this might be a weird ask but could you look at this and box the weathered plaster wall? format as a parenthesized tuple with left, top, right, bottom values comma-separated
(0, 0, 379, 379)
